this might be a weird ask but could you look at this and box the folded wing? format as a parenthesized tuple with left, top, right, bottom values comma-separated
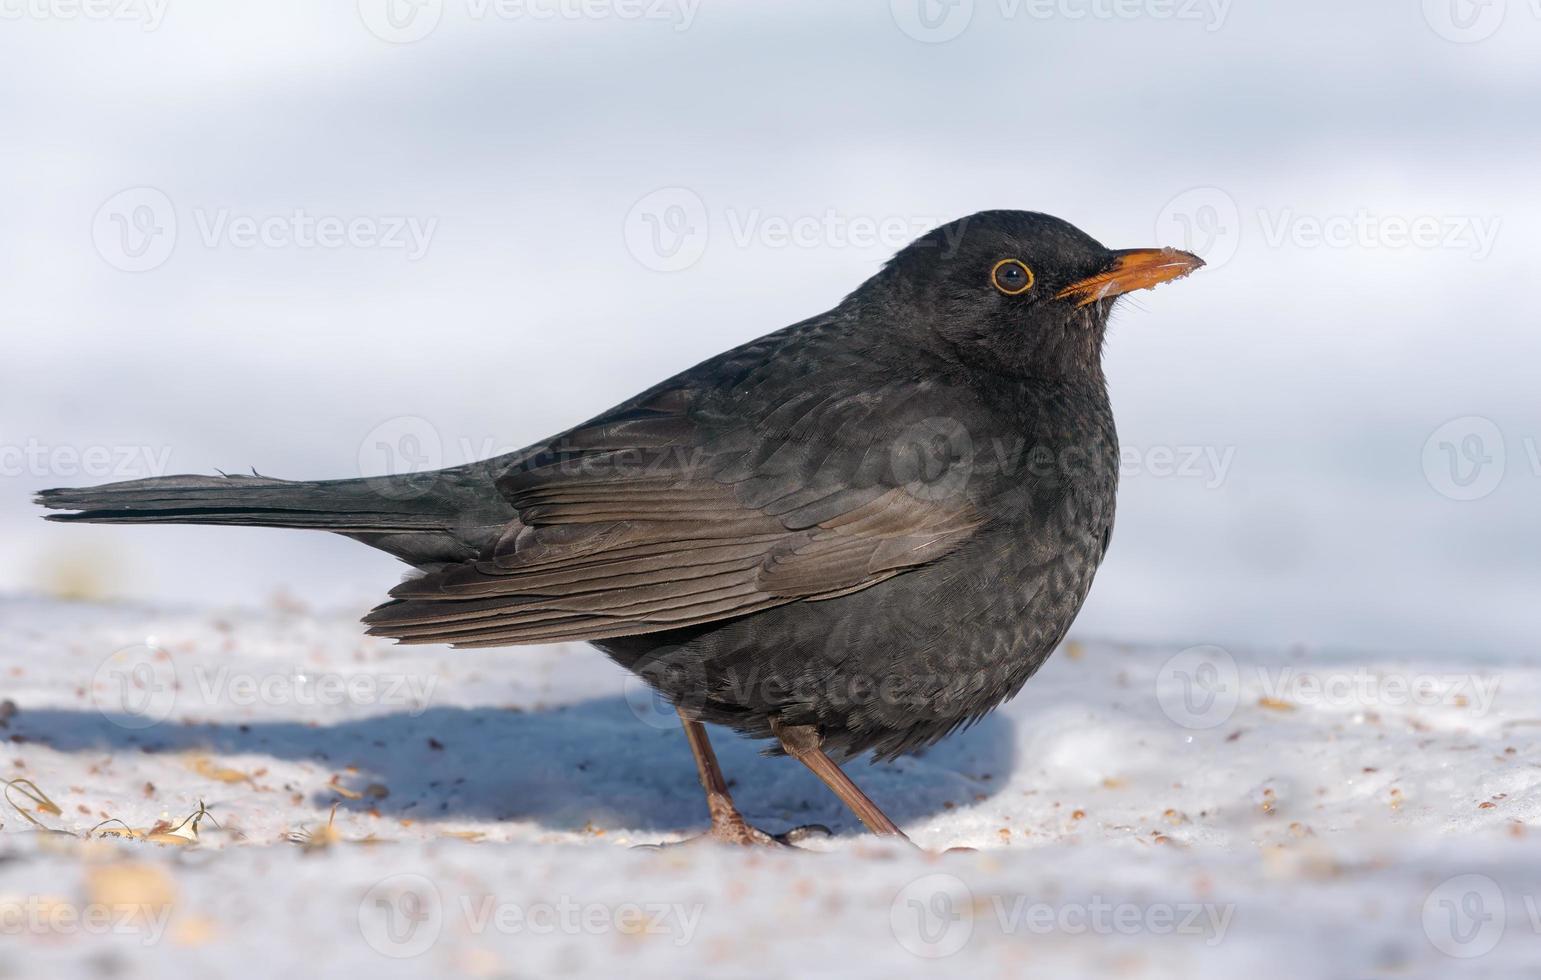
(362, 383, 983, 647)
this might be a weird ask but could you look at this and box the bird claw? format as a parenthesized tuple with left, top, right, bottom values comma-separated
(774, 823, 833, 845)
(635, 820, 833, 850)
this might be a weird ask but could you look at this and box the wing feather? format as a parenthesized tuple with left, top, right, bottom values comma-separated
(362, 383, 984, 648)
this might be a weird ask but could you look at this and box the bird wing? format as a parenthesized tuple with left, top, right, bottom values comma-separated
(362, 380, 985, 648)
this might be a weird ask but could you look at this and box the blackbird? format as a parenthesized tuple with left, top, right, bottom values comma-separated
(38, 210, 1203, 845)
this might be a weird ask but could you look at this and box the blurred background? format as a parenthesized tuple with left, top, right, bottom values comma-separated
(2, 0, 1537, 658)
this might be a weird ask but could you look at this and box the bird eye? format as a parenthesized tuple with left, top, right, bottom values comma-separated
(991, 258, 1034, 296)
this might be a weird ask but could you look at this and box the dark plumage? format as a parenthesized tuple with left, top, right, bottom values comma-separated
(38, 210, 1203, 840)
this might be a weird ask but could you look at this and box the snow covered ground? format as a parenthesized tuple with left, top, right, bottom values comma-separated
(3, 595, 1540, 977)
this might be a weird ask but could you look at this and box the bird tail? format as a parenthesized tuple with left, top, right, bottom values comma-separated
(36, 472, 478, 533)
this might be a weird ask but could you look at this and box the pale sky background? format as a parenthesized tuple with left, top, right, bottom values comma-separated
(2, 0, 1538, 658)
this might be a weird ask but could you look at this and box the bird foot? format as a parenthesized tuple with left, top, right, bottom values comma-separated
(637, 816, 833, 849)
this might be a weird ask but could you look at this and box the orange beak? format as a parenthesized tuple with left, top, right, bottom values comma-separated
(1056, 247, 1206, 308)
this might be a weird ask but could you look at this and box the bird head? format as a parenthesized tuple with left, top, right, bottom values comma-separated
(861, 210, 1204, 379)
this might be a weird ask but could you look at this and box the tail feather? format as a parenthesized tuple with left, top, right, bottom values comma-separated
(35, 473, 461, 531)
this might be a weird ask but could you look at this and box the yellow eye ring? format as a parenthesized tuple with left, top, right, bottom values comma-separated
(991, 258, 1034, 295)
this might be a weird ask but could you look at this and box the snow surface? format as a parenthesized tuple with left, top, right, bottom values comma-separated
(3, 595, 1541, 977)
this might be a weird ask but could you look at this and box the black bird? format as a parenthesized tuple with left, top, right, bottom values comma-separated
(38, 210, 1203, 845)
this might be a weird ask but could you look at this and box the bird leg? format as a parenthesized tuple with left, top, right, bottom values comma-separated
(675, 710, 828, 847)
(772, 719, 911, 841)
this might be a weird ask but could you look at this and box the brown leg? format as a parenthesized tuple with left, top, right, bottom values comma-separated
(773, 719, 911, 841)
(678, 710, 776, 845)
(672, 709, 830, 847)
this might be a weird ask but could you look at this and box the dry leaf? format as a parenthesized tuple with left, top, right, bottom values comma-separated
(189, 757, 252, 785)
(4, 777, 63, 829)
